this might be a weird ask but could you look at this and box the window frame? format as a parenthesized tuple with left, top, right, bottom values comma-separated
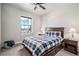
(20, 16, 32, 30)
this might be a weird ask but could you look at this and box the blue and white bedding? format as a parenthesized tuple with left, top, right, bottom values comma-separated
(22, 36, 63, 56)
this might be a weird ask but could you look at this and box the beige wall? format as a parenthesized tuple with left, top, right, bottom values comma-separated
(1, 3, 79, 44)
(77, 4, 79, 31)
(1, 4, 41, 43)
(41, 4, 79, 37)
(0, 4, 1, 45)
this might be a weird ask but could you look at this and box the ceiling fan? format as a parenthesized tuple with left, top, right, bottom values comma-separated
(32, 3, 46, 10)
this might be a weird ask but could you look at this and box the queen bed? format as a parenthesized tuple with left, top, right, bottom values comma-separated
(22, 27, 64, 56)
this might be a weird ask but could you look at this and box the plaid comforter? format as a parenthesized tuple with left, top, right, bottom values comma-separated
(22, 36, 63, 56)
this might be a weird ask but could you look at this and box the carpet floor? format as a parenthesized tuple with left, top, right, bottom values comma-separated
(0, 44, 78, 56)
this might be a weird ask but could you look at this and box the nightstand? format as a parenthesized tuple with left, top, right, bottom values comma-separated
(64, 38, 78, 55)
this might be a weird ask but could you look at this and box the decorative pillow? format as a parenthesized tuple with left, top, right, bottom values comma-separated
(45, 31, 61, 37)
(51, 31, 61, 37)
(45, 31, 51, 36)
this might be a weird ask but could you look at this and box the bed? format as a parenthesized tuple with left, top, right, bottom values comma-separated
(22, 27, 64, 56)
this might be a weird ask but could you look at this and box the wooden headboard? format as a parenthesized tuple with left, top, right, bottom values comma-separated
(45, 27, 64, 38)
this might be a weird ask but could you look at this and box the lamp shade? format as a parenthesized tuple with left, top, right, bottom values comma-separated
(41, 26, 45, 34)
(69, 28, 77, 33)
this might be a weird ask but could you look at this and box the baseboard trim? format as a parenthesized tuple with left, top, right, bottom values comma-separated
(15, 41, 22, 44)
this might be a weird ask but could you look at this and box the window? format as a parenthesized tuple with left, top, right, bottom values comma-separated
(20, 16, 32, 31)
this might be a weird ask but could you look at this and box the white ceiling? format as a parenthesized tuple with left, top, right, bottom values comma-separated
(5, 3, 76, 16)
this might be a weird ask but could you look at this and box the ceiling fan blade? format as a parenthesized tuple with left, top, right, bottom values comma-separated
(39, 4, 46, 10)
(34, 6, 37, 10)
(32, 3, 44, 5)
(36, 3, 45, 4)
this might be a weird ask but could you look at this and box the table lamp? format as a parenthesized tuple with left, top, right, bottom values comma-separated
(69, 28, 77, 40)
(41, 26, 45, 34)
